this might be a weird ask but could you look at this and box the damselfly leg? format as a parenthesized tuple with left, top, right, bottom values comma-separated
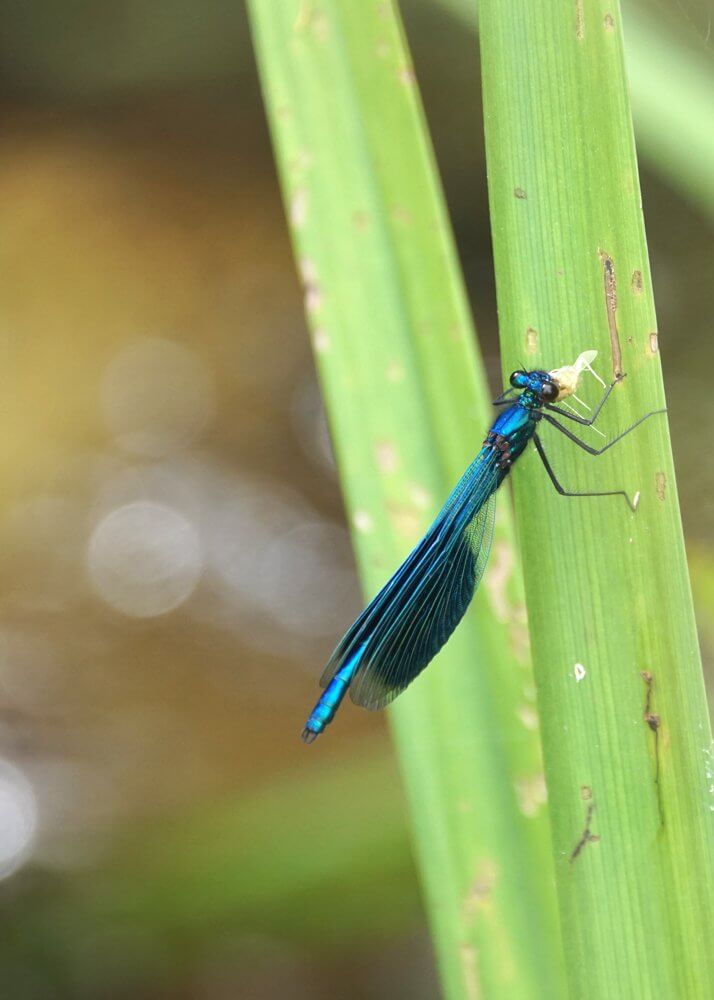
(492, 388, 518, 406)
(533, 432, 640, 511)
(541, 407, 667, 456)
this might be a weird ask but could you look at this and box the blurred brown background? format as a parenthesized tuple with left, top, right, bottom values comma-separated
(0, 2, 711, 997)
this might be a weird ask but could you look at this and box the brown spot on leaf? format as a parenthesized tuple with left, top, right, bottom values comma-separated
(598, 249, 623, 378)
(514, 187, 527, 199)
(463, 859, 498, 920)
(525, 326, 538, 355)
(655, 472, 666, 501)
(575, 0, 585, 40)
(631, 270, 643, 294)
(641, 671, 664, 825)
(604, 12, 615, 31)
(570, 796, 598, 863)
(649, 331, 659, 354)
(294, 2, 329, 40)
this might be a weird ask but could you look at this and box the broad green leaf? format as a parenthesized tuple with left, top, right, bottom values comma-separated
(248, 2, 565, 996)
(480, 0, 714, 995)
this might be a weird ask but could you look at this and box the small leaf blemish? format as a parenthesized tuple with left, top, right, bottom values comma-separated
(517, 705, 539, 731)
(305, 284, 322, 313)
(641, 671, 664, 825)
(311, 328, 330, 353)
(462, 859, 498, 920)
(460, 945, 480, 1000)
(649, 331, 659, 354)
(570, 791, 599, 863)
(408, 483, 432, 510)
(514, 187, 527, 199)
(353, 510, 373, 534)
(598, 249, 623, 378)
(525, 326, 539, 355)
(575, 0, 585, 39)
(516, 774, 547, 817)
(375, 440, 398, 474)
(290, 188, 308, 228)
(294, 2, 329, 41)
(631, 270, 643, 294)
(485, 540, 515, 621)
(655, 472, 666, 501)
(299, 257, 317, 284)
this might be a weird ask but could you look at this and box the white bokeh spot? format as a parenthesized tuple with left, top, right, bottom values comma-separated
(0, 761, 38, 880)
(87, 501, 203, 617)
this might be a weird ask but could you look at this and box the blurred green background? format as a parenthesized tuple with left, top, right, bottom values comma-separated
(0, 1, 711, 997)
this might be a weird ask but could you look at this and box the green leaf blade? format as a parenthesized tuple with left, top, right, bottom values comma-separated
(479, 0, 714, 994)
(248, 2, 565, 996)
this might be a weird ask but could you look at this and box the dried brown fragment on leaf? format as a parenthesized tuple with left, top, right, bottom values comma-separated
(575, 0, 585, 40)
(598, 249, 623, 377)
(655, 472, 666, 501)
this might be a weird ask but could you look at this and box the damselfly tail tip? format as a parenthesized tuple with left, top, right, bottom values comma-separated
(301, 726, 319, 745)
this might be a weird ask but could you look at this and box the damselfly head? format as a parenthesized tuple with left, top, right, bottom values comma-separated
(509, 369, 559, 403)
(549, 350, 602, 400)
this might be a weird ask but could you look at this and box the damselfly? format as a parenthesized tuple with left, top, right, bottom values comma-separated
(302, 352, 664, 743)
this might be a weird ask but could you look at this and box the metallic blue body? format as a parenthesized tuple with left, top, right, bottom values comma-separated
(301, 380, 549, 744)
(307, 646, 366, 732)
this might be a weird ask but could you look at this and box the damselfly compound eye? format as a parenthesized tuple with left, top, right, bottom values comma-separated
(541, 381, 559, 402)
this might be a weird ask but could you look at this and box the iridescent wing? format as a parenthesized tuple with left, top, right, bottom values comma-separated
(320, 449, 498, 711)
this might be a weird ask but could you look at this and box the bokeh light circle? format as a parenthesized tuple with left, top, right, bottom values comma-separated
(0, 761, 38, 880)
(101, 337, 215, 457)
(87, 501, 203, 617)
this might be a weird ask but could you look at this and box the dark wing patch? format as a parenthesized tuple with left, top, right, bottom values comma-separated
(320, 448, 498, 710)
